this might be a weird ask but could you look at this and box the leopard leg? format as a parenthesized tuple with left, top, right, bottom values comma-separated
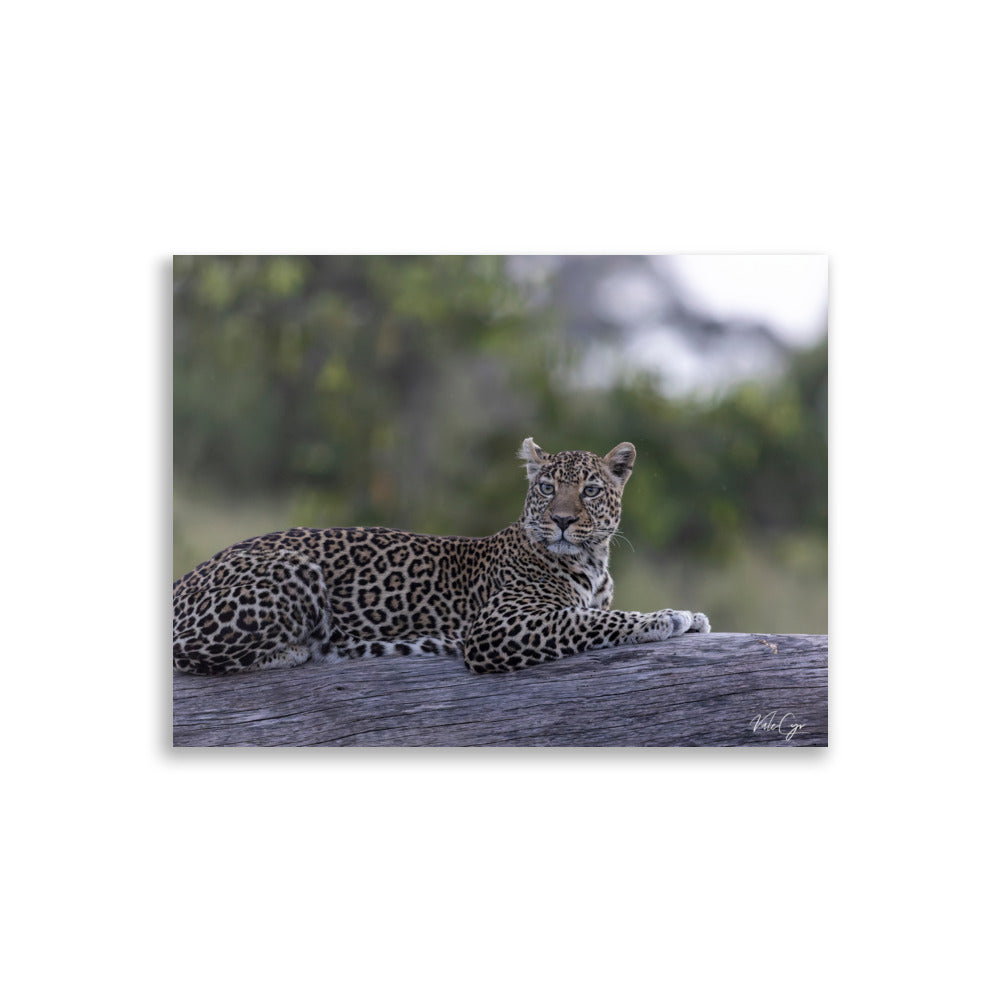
(463, 597, 710, 673)
(172, 552, 330, 674)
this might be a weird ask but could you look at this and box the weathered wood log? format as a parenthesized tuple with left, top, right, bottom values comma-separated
(172, 632, 827, 747)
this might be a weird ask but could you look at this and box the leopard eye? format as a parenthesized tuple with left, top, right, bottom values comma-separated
(582, 485, 602, 498)
(537, 482, 555, 496)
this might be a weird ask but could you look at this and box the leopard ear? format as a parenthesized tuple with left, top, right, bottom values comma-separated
(518, 437, 548, 480)
(603, 441, 636, 486)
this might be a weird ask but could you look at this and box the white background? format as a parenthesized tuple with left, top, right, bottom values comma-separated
(3, 2, 995, 997)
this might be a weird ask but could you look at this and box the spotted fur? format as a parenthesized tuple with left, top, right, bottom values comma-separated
(172, 438, 710, 674)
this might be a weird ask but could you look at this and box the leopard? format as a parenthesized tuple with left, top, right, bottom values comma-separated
(172, 437, 710, 675)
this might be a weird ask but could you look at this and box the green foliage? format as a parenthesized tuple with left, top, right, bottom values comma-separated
(174, 255, 827, 579)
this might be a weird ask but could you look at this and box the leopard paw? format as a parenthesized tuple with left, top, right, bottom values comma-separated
(688, 612, 710, 633)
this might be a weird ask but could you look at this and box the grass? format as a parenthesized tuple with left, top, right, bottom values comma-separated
(610, 533, 827, 635)
(173, 481, 297, 580)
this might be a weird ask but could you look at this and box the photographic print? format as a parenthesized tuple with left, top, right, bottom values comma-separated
(172, 255, 828, 747)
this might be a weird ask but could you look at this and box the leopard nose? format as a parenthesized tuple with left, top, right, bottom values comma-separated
(550, 514, 578, 531)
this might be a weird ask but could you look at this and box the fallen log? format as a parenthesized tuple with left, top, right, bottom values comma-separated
(172, 632, 828, 747)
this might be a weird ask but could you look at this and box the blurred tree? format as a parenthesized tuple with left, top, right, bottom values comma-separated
(174, 255, 826, 563)
(174, 255, 567, 535)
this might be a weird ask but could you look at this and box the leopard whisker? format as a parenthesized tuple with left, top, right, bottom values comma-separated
(608, 530, 635, 552)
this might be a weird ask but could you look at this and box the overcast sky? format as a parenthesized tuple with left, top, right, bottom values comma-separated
(665, 255, 828, 348)
(576, 254, 828, 396)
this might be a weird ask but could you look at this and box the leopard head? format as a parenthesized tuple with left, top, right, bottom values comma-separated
(517, 437, 635, 555)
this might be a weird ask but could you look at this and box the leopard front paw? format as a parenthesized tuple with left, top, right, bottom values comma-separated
(648, 608, 710, 639)
(689, 612, 710, 633)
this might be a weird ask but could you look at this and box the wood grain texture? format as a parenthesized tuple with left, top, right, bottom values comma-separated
(172, 632, 827, 748)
